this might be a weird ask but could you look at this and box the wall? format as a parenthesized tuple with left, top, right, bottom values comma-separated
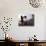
(0, 0, 46, 40)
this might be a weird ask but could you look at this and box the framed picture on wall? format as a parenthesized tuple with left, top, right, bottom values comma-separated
(18, 13, 34, 26)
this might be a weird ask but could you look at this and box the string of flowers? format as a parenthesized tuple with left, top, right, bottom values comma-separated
(1, 17, 12, 39)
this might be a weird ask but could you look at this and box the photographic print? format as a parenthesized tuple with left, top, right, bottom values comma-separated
(18, 14, 34, 26)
